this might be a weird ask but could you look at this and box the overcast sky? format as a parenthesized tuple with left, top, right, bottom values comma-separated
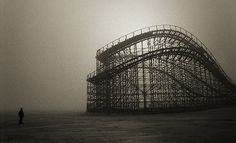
(1, 0, 236, 111)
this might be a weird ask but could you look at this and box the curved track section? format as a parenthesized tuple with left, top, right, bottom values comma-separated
(87, 25, 236, 112)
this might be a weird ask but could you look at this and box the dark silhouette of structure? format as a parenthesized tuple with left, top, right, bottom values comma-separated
(18, 108, 24, 124)
(87, 25, 236, 113)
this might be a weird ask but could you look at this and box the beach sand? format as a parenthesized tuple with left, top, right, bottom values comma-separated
(1, 107, 236, 143)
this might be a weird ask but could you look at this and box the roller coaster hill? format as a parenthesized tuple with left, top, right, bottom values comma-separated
(87, 25, 236, 113)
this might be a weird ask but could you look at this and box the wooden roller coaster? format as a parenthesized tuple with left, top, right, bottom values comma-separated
(87, 25, 236, 113)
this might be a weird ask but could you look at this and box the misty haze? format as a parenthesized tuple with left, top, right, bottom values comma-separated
(1, 0, 236, 143)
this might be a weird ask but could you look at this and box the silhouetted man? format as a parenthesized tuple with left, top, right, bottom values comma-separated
(18, 108, 24, 124)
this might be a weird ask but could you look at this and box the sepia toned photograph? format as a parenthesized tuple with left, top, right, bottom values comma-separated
(1, 0, 236, 142)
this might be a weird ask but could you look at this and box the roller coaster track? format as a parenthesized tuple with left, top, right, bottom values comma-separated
(87, 25, 236, 113)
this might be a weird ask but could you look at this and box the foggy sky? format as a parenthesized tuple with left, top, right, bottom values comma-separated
(1, 0, 236, 111)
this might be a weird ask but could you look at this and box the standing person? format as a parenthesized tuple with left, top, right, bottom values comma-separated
(18, 108, 24, 124)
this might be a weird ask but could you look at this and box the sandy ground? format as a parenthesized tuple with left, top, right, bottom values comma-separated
(1, 107, 236, 143)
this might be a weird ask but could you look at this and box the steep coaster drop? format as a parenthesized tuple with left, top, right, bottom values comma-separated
(87, 25, 236, 113)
